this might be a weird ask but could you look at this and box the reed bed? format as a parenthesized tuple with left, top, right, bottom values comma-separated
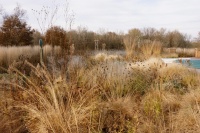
(0, 45, 61, 68)
(0, 51, 200, 133)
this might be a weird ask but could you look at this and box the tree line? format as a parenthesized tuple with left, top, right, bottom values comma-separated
(0, 5, 200, 50)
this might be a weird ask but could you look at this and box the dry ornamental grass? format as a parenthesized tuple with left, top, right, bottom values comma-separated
(0, 51, 200, 133)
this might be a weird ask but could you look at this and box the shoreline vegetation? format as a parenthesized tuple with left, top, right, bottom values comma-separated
(1, 49, 200, 132)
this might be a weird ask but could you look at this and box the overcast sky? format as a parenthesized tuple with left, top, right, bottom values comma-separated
(0, 0, 200, 38)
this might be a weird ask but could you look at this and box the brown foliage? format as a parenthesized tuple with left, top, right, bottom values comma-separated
(45, 26, 67, 48)
(0, 6, 33, 46)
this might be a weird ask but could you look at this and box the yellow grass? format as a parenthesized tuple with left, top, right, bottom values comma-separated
(140, 40, 162, 59)
(0, 45, 61, 68)
(1, 52, 200, 133)
(123, 35, 137, 59)
(92, 52, 123, 61)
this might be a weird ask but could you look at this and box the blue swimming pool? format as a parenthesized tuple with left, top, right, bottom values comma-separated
(175, 59, 200, 69)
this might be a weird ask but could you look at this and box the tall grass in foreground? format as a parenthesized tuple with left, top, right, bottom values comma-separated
(0, 61, 99, 133)
(0, 54, 200, 132)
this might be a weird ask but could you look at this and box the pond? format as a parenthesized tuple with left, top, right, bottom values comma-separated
(162, 58, 200, 69)
(175, 58, 200, 69)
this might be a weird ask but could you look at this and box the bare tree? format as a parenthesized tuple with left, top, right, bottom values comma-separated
(13, 4, 27, 20)
(142, 27, 157, 40)
(32, 2, 59, 35)
(128, 28, 142, 39)
(165, 30, 190, 48)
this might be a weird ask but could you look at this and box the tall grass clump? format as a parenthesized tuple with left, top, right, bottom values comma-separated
(172, 89, 200, 132)
(140, 40, 163, 59)
(158, 63, 199, 93)
(123, 35, 137, 59)
(0, 61, 100, 133)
